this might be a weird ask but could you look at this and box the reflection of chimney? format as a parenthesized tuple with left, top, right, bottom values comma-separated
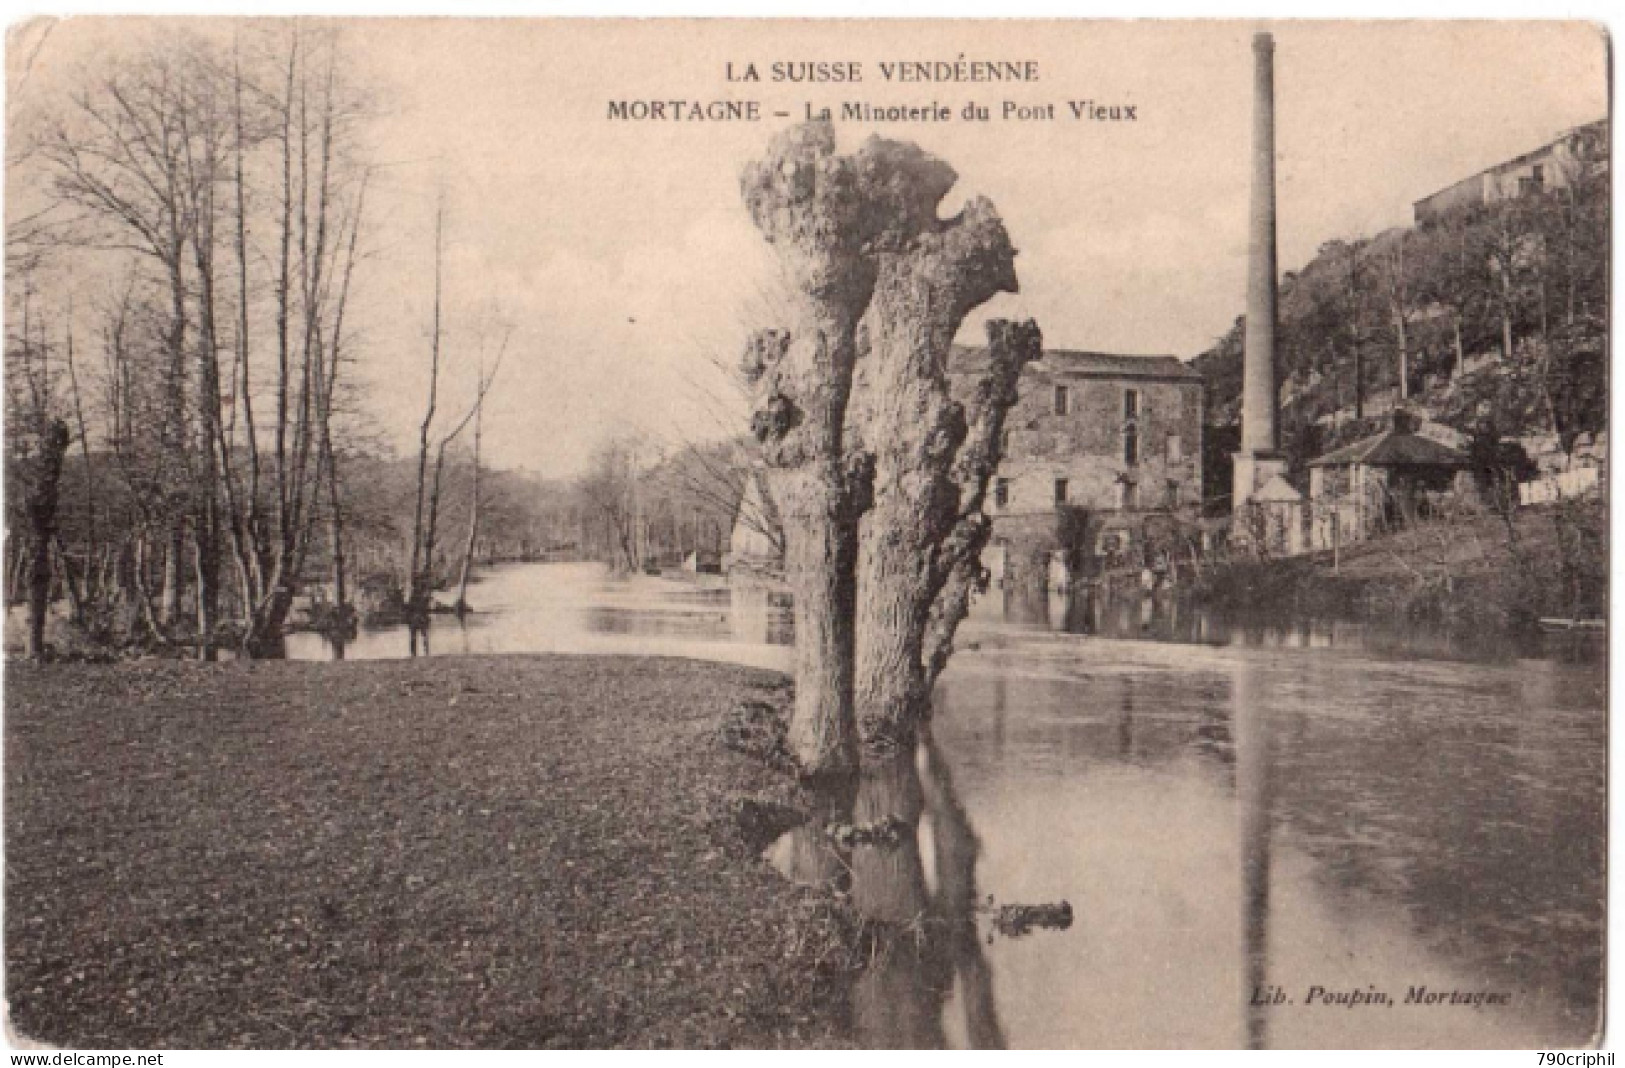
(1242, 31, 1279, 458)
(1235, 660, 1274, 1050)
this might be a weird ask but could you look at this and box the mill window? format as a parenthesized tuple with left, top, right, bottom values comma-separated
(994, 478, 1010, 509)
(1053, 385, 1070, 417)
(1123, 389, 1140, 419)
(1124, 424, 1139, 466)
(1054, 478, 1069, 505)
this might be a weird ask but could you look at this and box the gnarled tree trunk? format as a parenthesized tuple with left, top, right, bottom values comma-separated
(850, 180, 1022, 747)
(739, 124, 890, 776)
(740, 323, 868, 776)
(920, 320, 1042, 694)
(741, 122, 1040, 770)
(25, 421, 71, 660)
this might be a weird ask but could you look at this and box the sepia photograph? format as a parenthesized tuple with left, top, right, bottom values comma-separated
(0, 16, 1610, 1051)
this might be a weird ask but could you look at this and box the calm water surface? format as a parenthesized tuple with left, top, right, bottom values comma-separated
(291, 562, 1606, 1049)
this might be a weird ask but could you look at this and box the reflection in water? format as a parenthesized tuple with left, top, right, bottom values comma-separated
(768, 732, 1007, 1049)
(967, 583, 1602, 667)
(283, 564, 795, 670)
(288, 563, 1600, 671)
(278, 562, 1603, 1047)
(935, 643, 1602, 1047)
(1235, 659, 1273, 1050)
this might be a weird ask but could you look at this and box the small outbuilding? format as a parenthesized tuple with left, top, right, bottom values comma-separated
(1307, 410, 1470, 551)
(723, 468, 785, 579)
(1248, 473, 1308, 556)
(682, 550, 723, 574)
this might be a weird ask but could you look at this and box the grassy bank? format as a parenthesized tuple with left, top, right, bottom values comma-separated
(5, 656, 852, 1049)
(1192, 498, 1607, 630)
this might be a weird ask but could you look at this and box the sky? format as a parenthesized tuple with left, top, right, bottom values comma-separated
(8, 18, 1609, 477)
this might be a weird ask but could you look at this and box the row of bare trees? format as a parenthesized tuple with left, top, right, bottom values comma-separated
(570, 434, 778, 574)
(6, 25, 369, 658)
(6, 24, 504, 659)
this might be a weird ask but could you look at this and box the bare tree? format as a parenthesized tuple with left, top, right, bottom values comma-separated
(409, 296, 507, 627)
(578, 436, 643, 573)
(5, 285, 73, 658)
(1378, 230, 1414, 401)
(40, 39, 205, 629)
(1482, 198, 1540, 366)
(739, 123, 889, 776)
(740, 122, 1040, 771)
(22, 420, 71, 659)
(30, 24, 371, 657)
(407, 196, 446, 621)
(454, 344, 504, 614)
(846, 147, 1022, 747)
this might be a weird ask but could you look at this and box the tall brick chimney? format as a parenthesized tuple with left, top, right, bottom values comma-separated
(1242, 31, 1278, 458)
(1232, 30, 1293, 512)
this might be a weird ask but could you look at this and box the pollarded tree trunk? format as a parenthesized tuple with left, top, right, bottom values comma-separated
(739, 123, 896, 777)
(921, 320, 1042, 693)
(740, 325, 868, 777)
(740, 122, 1036, 770)
(855, 316, 1040, 746)
(851, 182, 1021, 747)
(25, 420, 71, 660)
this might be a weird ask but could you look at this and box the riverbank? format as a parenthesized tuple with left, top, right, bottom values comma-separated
(1191, 497, 1606, 630)
(5, 655, 852, 1049)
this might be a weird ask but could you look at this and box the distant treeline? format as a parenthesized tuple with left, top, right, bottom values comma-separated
(3, 21, 768, 659)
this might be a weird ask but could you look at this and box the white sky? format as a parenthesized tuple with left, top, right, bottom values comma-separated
(9, 19, 1609, 476)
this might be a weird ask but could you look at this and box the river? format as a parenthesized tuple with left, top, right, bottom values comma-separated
(287, 561, 1605, 1049)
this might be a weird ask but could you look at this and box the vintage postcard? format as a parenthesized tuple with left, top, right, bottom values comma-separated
(2, 17, 1609, 1052)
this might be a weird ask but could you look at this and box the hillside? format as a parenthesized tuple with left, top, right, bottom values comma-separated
(1194, 494, 1606, 630)
(1192, 128, 1608, 486)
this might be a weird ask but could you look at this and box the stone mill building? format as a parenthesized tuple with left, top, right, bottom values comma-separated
(950, 345, 1205, 584)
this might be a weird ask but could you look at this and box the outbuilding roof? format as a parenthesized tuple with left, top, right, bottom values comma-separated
(1309, 427, 1470, 469)
(1253, 474, 1304, 502)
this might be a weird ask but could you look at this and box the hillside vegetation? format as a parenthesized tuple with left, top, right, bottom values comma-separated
(1193, 124, 1608, 482)
(1194, 495, 1606, 630)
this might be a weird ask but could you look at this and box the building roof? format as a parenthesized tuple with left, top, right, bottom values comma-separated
(1309, 427, 1470, 469)
(1253, 474, 1303, 503)
(949, 345, 1202, 382)
(1413, 118, 1609, 213)
(734, 467, 783, 538)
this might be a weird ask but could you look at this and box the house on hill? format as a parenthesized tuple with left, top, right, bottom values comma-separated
(1307, 410, 1470, 551)
(1413, 119, 1608, 226)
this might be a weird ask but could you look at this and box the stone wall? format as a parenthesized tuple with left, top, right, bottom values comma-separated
(990, 373, 1204, 516)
